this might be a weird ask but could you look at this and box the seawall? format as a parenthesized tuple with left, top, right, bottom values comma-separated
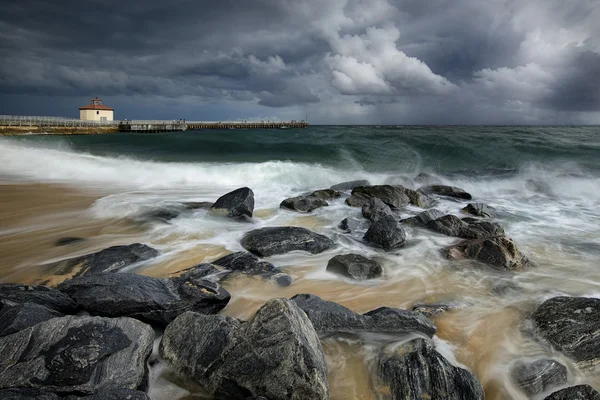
(0, 126, 120, 136)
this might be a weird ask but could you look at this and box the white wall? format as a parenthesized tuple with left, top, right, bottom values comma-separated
(79, 109, 114, 121)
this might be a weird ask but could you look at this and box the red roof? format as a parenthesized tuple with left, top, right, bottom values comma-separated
(79, 104, 114, 111)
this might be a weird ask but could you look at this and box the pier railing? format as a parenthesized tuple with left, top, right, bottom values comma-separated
(0, 115, 119, 127)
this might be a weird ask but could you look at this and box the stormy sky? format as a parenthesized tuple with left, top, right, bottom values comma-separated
(0, 0, 599, 124)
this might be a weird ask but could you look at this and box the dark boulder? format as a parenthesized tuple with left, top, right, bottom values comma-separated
(427, 215, 504, 238)
(55, 237, 85, 246)
(0, 302, 63, 337)
(67, 389, 151, 399)
(330, 180, 371, 191)
(309, 189, 342, 200)
(402, 209, 445, 226)
(352, 185, 410, 208)
(345, 192, 372, 207)
(210, 187, 254, 218)
(280, 196, 328, 213)
(462, 203, 496, 218)
(58, 272, 230, 326)
(419, 185, 472, 200)
(362, 197, 394, 222)
(510, 358, 568, 397)
(212, 251, 292, 286)
(160, 298, 329, 400)
(0, 388, 59, 399)
(241, 226, 334, 257)
(291, 294, 435, 337)
(326, 254, 383, 280)
(0, 315, 154, 395)
(364, 214, 407, 250)
(403, 188, 431, 208)
(444, 236, 532, 271)
(413, 172, 441, 185)
(43, 244, 159, 277)
(543, 385, 600, 400)
(376, 338, 484, 400)
(0, 283, 78, 313)
(531, 297, 600, 370)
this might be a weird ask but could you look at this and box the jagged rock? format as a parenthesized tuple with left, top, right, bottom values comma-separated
(377, 338, 484, 400)
(413, 173, 441, 185)
(544, 385, 600, 400)
(462, 203, 496, 218)
(43, 244, 159, 278)
(362, 197, 394, 222)
(403, 188, 431, 208)
(212, 251, 292, 286)
(352, 185, 410, 208)
(280, 196, 328, 213)
(0, 388, 59, 399)
(419, 185, 472, 200)
(309, 189, 342, 200)
(402, 209, 445, 226)
(55, 237, 85, 246)
(291, 294, 435, 337)
(58, 272, 230, 326)
(0, 283, 78, 313)
(364, 214, 407, 250)
(444, 236, 531, 271)
(427, 215, 504, 238)
(345, 192, 372, 207)
(241, 226, 334, 257)
(510, 358, 568, 397)
(330, 180, 371, 191)
(531, 297, 600, 370)
(0, 302, 63, 337)
(0, 315, 154, 395)
(210, 187, 254, 218)
(326, 254, 383, 280)
(160, 299, 329, 400)
(412, 303, 454, 317)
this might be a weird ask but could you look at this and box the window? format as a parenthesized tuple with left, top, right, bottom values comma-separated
(97, 111, 99, 115)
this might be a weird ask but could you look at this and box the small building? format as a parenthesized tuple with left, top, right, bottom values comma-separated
(79, 97, 114, 121)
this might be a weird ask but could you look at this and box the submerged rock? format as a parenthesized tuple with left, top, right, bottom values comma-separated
(43, 244, 159, 278)
(401, 209, 445, 226)
(210, 187, 254, 218)
(241, 226, 334, 257)
(531, 296, 600, 370)
(310, 189, 342, 200)
(510, 358, 568, 397)
(543, 385, 600, 400)
(352, 185, 410, 208)
(462, 203, 496, 218)
(0, 315, 154, 395)
(291, 294, 435, 337)
(376, 338, 484, 400)
(384, 175, 414, 187)
(419, 185, 472, 200)
(0, 283, 78, 313)
(58, 272, 230, 326)
(55, 237, 85, 246)
(413, 172, 441, 185)
(330, 179, 370, 191)
(212, 251, 292, 286)
(364, 214, 407, 250)
(412, 303, 455, 317)
(280, 195, 328, 213)
(326, 254, 383, 280)
(444, 236, 531, 271)
(427, 215, 504, 238)
(361, 197, 394, 222)
(0, 302, 63, 337)
(160, 299, 329, 400)
(337, 217, 369, 234)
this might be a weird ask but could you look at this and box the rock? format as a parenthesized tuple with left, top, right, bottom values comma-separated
(309, 189, 342, 200)
(402, 209, 445, 226)
(462, 203, 496, 218)
(0, 388, 59, 399)
(510, 358, 568, 397)
(364, 214, 407, 250)
(280, 196, 328, 213)
(338, 217, 369, 233)
(58, 272, 230, 326)
(362, 197, 394, 222)
(0, 315, 154, 395)
(183, 201, 214, 210)
(384, 175, 414, 187)
(0, 283, 78, 313)
(212, 251, 292, 286)
(413, 172, 441, 185)
(67, 389, 151, 399)
(376, 338, 484, 400)
(403, 188, 431, 208)
(543, 385, 600, 400)
(210, 187, 254, 218)
(444, 236, 531, 271)
(326, 254, 383, 280)
(526, 179, 553, 194)
(291, 294, 435, 337)
(352, 185, 410, 208)
(0, 302, 63, 337)
(412, 303, 454, 317)
(531, 296, 600, 370)
(43, 244, 159, 277)
(345, 192, 372, 207)
(419, 185, 472, 200)
(160, 299, 329, 400)
(136, 207, 182, 223)
(55, 237, 85, 246)
(330, 180, 371, 191)
(427, 215, 504, 238)
(241, 226, 335, 257)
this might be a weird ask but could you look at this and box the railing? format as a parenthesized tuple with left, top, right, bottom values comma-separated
(0, 115, 119, 127)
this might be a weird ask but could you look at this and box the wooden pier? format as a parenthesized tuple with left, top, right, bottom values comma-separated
(118, 120, 187, 133)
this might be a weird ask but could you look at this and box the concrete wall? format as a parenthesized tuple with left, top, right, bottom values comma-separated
(79, 109, 114, 121)
(0, 126, 119, 136)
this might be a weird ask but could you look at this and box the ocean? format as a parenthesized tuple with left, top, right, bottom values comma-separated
(1, 125, 599, 399)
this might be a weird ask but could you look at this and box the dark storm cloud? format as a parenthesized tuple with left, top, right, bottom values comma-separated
(0, 0, 599, 123)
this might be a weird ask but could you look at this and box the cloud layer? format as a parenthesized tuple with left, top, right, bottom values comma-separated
(0, 0, 598, 123)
